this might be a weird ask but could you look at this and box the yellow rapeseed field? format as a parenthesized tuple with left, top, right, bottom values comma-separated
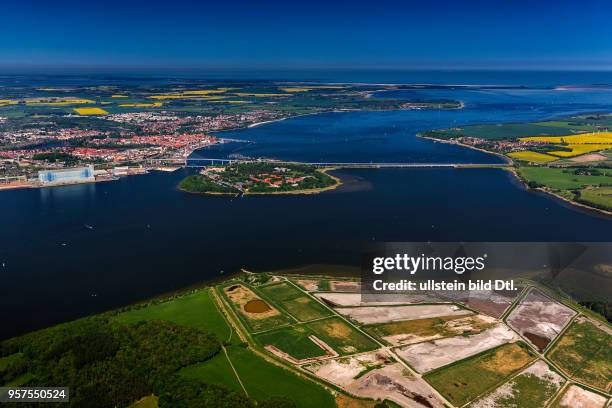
(520, 131, 612, 144)
(548, 144, 612, 157)
(182, 89, 227, 95)
(111, 95, 129, 98)
(148, 94, 184, 100)
(508, 151, 558, 163)
(519, 132, 612, 158)
(74, 107, 108, 115)
(0, 99, 18, 106)
(119, 102, 163, 108)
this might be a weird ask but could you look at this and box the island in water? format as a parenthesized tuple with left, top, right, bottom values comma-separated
(179, 162, 340, 195)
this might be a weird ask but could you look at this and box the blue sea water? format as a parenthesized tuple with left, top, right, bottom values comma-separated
(1, 71, 611, 338)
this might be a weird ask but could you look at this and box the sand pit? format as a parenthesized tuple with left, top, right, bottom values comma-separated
(378, 314, 497, 346)
(304, 352, 390, 386)
(224, 284, 280, 320)
(396, 324, 518, 373)
(306, 354, 445, 408)
(555, 385, 608, 408)
(295, 279, 319, 291)
(335, 304, 471, 325)
(471, 360, 565, 408)
(506, 289, 576, 351)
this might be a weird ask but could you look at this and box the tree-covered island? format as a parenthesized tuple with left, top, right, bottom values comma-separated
(179, 162, 340, 195)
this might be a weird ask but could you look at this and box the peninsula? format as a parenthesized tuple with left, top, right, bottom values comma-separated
(420, 113, 612, 214)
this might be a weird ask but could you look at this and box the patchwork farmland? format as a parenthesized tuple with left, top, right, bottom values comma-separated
(86, 271, 612, 407)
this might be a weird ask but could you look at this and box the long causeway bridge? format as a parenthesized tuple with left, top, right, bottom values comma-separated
(148, 157, 509, 169)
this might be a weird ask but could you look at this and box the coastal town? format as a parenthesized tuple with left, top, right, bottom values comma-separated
(0, 83, 460, 190)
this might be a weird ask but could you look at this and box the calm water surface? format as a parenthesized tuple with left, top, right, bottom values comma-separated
(1, 75, 612, 338)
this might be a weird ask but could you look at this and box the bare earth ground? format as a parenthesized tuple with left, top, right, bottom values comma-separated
(335, 394, 377, 408)
(330, 281, 362, 292)
(506, 289, 576, 350)
(296, 279, 319, 291)
(464, 289, 522, 318)
(347, 364, 445, 408)
(396, 324, 518, 373)
(335, 304, 471, 325)
(223, 284, 280, 320)
(430, 289, 522, 318)
(305, 352, 445, 408)
(381, 314, 497, 346)
(471, 360, 565, 408)
(570, 153, 607, 162)
(555, 385, 608, 408)
(316, 292, 438, 307)
(304, 352, 388, 386)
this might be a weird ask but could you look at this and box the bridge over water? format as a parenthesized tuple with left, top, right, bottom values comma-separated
(148, 157, 509, 169)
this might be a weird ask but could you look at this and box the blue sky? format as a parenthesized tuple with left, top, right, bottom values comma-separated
(1, 0, 611, 70)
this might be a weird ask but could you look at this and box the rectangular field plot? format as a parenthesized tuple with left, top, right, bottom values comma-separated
(365, 313, 497, 346)
(464, 289, 523, 318)
(282, 296, 333, 321)
(305, 353, 446, 408)
(550, 384, 609, 408)
(547, 317, 612, 392)
(307, 317, 379, 355)
(424, 342, 537, 406)
(396, 325, 518, 373)
(471, 360, 565, 408)
(259, 281, 304, 301)
(254, 326, 330, 362)
(329, 280, 361, 292)
(506, 289, 576, 351)
(221, 283, 293, 332)
(260, 282, 332, 321)
(335, 304, 471, 325)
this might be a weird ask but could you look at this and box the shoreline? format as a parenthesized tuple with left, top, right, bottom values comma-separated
(418, 135, 512, 164)
(421, 134, 612, 217)
(179, 168, 343, 196)
(504, 167, 612, 217)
